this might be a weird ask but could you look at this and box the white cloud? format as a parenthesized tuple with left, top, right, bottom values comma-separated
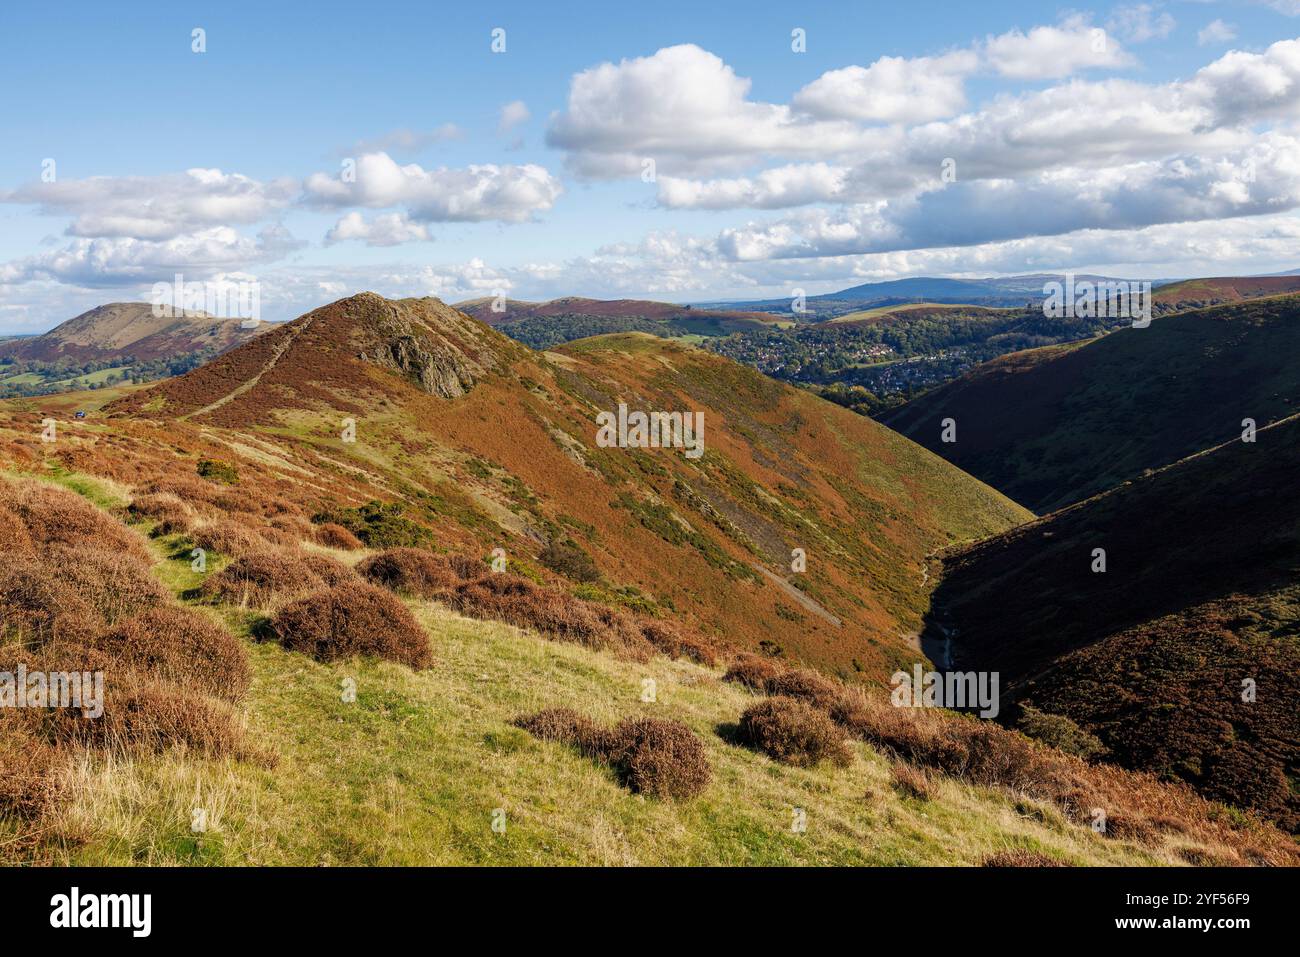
(498, 100, 531, 134)
(302, 152, 562, 222)
(546, 44, 875, 178)
(793, 51, 979, 122)
(984, 15, 1134, 79)
(1109, 5, 1176, 44)
(1, 169, 296, 241)
(1198, 20, 1238, 46)
(325, 212, 430, 246)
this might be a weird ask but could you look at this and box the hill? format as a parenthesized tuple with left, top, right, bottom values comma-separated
(454, 296, 785, 349)
(103, 293, 1029, 677)
(0, 303, 269, 398)
(927, 414, 1300, 830)
(1153, 276, 1300, 313)
(879, 295, 1300, 512)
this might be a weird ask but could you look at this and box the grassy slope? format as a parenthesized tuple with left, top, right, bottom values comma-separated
(880, 295, 1300, 512)
(22, 485, 1158, 866)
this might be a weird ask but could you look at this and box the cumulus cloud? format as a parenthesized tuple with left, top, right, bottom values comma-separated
(325, 212, 430, 246)
(546, 44, 874, 178)
(302, 152, 562, 222)
(984, 15, 1134, 79)
(0, 169, 296, 241)
(793, 51, 978, 122)
(0, 225, 303, 288)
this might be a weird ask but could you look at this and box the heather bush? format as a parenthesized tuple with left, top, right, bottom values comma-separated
(201, 551, 324, 607)
(736, 696, 852, 768)
(357, 548, 462, 598)
(270, 582, 433, 669)
(1016, 703, 1108, 761)
(93, 607, 250, 701)
(314, 522, 362, 550)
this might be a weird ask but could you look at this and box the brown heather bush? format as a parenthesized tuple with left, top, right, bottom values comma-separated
(201, 551, 324, 608)
(639, 620, 719, 667)
(126, 492, 192, 533)
(891, 762, 934, 801)
(982, 850, 1071, 868)
(92, 607, 251, 702)
(447, 574, 653, 660)
(270, 582, 433, 669)
(513, 710, 710, 800)
(314, 522, 363, 550)
(0, 556, 101, 646)
(723, 652, 782, 691)
(301, 553, 359, 587)
(190, 519, 268, 558)
(44, 674, 257, 762)
(358, 547, 463, 598)
(737, 696, 852, 768)
(0, 480, 150, 561)
(0, 505, 35, 553)
(766, 668, 845, 711)
(136, 475, 222, 507)
(0, 727, 64, 819)
(607, 717, 712, 799)
(47, 546, 169, 625)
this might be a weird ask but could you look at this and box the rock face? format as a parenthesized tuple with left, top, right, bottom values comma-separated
(353, 295, 503, 399)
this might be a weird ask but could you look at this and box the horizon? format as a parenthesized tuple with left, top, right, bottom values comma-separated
(3, 0, 1300, 332)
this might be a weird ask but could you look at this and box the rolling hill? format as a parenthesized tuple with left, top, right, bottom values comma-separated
(103, 292, 1029, 677)
(879, 294, 1300, 513)
(1, 302, 266, 363)
(0, 303, 270, 398)
(927, 413, 1300, 831)
(1153, 275, 1300, 314)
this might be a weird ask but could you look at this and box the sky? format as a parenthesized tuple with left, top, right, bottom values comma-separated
(2, 0, 1300, 331)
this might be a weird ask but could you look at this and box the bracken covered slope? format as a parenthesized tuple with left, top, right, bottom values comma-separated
(102, 293, 1029, 678)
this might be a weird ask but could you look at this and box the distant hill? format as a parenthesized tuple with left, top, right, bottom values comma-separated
(696, 273, 1158, 320)
(879, 294, 1300, 512)
(1153, 275, 1300, 313)
(928, 414, 1300, 830)
(1, 302, 264, 363)
(0, 303, 269, 398)
(454, 296, 785, 349)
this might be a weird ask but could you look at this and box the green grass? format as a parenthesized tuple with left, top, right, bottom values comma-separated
(24, 529, 1173, 867)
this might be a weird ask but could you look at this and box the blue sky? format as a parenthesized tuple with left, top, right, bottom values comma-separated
(2, 0, 1299, 331)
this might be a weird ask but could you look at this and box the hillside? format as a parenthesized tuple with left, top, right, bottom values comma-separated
(1153, 276, 1300, 314)
(1, 467, 1291, 866)
(879, 295, 1300, 512)
(928, 414, 1300, 830)
(102, 293, 1029, 678)
(0, 303, 269, 398)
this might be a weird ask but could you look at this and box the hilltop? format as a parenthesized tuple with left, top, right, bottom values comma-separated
(1153, 275, 1300, 314)
(0, 303, 269, 399)
(879, 294, 1300, 512)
